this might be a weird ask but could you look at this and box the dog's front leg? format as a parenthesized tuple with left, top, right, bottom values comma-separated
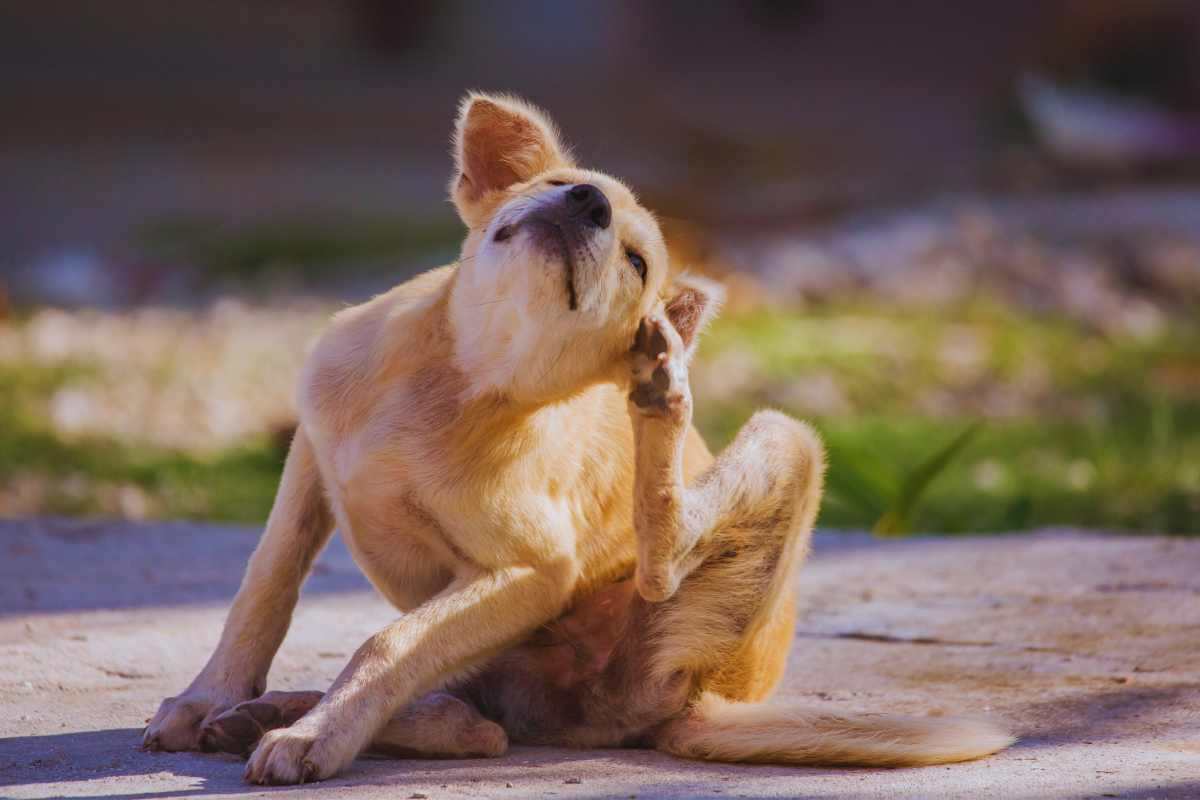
(144, 427, 334, 752)
(244, 559, 573, 784)
(628, 310, 715, 602)
(628, 289, 820, 607)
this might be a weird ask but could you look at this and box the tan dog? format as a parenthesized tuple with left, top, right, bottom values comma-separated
(143, 93, 1013, 784)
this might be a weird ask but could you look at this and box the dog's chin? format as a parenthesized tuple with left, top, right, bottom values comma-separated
(519, 220, 579, 311)
(524, 221, 579, 268)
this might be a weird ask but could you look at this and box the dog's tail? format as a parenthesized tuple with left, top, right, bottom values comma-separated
(655, 692, 1014, 767)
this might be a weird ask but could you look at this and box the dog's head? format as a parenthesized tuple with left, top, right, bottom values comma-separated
(447, 92, 721, 402)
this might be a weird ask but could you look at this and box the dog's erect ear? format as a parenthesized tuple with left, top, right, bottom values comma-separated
(451, 92, 572, 225)
(664, 274, 725, 359)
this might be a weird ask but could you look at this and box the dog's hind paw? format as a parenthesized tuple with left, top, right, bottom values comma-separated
(202, 691, 324, 757)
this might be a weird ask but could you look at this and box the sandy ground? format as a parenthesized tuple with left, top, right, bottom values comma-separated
(0, 518, 1196, 799)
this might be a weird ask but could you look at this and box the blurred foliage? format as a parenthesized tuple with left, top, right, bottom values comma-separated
(871, 423, 982, 537)
(0, 362, 284, 521)
(696, 303, 1200, 534)
(1, 301, 1198, 533)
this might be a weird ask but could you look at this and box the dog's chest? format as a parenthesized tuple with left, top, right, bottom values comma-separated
(326, 423, 589, 573)
(312, 373, 638, 597)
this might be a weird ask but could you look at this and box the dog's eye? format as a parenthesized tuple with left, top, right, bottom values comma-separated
(626, 250, 647, 282)
(547, 180, 567, 186)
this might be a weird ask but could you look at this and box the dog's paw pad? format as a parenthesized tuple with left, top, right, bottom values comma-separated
(629, 316, 688, 415)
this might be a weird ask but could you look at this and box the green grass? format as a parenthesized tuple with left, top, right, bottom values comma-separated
(696, 399, 1200, 534)
(0, 363, 284, 522)
(3, 301, 1198, 532)
(697, 303, 1200, 534)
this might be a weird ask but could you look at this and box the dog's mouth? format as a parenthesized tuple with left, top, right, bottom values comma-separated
(518, 217, 579, 311)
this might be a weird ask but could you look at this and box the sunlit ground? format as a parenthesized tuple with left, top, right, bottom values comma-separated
(2, 296, 1197, 533)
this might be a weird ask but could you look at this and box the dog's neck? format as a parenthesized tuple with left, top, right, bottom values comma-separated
(446, 265, 624, 408)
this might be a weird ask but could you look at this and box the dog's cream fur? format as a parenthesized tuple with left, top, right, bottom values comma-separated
(144, 93, 1013, 783)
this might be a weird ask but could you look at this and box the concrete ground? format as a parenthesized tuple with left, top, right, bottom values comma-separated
(0, 519, 1196, 799)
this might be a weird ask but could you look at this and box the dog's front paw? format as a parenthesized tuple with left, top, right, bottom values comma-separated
(629, 314, 691, 419)
(143, 685, 252, 753)
(244, 721, 356, 785)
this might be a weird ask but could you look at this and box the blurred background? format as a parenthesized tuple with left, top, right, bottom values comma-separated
(1, 0, 1198, 533)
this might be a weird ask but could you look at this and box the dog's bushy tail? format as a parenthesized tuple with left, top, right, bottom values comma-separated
(655, 692, 1014, 767)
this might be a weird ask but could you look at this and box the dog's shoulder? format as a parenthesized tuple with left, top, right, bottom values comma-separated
(298, 265, 457, 435)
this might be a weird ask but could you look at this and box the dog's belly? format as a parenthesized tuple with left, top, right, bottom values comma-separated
(457, 578, 693, 747)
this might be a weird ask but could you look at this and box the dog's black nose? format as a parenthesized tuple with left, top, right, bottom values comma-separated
(565, 184, 611, 229)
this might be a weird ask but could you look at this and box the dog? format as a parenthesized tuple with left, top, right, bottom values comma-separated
(143, 93, 1014, 784)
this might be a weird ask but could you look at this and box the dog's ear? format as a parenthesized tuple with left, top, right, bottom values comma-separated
(663, 274, 725, 359)
(450, 92, 572, 225)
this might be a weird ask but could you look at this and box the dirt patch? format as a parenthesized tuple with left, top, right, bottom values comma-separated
(0, 524, 1197, 799)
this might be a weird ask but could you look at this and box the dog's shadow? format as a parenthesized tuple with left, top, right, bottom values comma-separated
(0, 727, 841, 800)
(6, 683, 1200, 800)
(1, 727, 247, 799)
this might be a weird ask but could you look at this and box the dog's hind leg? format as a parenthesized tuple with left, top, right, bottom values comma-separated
(628, 307, 824, 684)
(203, 690, 508, 759)
(370, 692, 509, 758)
(629, 387, 826, 703)
(629, 311, 1012, 767)
(633, 407, 1012, 765)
